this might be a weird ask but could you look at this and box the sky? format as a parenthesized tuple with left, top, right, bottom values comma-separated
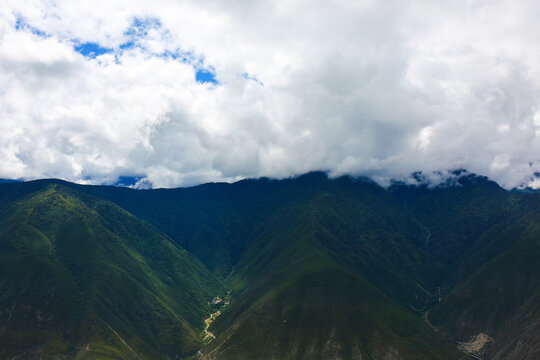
(1, 0, 540, 189)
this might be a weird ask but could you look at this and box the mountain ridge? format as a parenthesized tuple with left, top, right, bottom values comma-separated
(0, 171, 538, 359)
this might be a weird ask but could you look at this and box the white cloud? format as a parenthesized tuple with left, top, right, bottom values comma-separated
(0, 0, 540, 188)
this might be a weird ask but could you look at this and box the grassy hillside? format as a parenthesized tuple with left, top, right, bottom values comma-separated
(73, 172, 539, 359)
(201, 197, 460, 359)
(428, 204, 540, 359)
(0, 184, 223, 359)
(81, 173, 445, 311)
(390, 174, 519, 265)
(391, 175, 540, 359)
(1, 172, 538, 359)
(70, 182, 256, 278)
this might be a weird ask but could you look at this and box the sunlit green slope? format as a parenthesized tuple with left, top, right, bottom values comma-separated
(0, 184, 223, 359)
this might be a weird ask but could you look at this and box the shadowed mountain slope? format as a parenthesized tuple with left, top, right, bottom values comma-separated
(392, 174, 540, 359)
(427, 197, 540, 360)
(79, 174, 445, 311)
(200, 188, 461, 359)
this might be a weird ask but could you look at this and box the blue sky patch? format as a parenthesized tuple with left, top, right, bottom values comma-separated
(119, 41, 136, 50)
(114, 17, 163, 53)
(15, 16, 47, 37)
(196, 69, 218, 84)
(74, 42, 112, 58)
(124, 17, 162, 39)
(113, 176, 144, 187)
(18, 14, 222, 87)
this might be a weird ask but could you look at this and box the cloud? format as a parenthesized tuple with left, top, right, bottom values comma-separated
(0, 0, 539, 188)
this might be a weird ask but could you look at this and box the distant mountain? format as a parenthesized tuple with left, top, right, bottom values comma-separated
(0, 178, 22, 183)
(0, 172, 538, 359)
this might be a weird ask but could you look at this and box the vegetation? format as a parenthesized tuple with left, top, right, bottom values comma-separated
(0, 184, 223, 359)
(0, 171, 538, 359)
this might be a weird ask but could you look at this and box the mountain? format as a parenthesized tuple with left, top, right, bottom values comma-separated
(0, 172, 538, 359)
(198, 177, 460, 359)
(79, 173, 444, 311)
(0, 182, 223, 359)
(391, 174, 540, 359)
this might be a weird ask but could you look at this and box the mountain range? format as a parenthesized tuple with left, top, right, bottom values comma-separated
(0, 172, 538, 359)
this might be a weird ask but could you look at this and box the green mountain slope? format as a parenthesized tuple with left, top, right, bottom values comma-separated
(0, 183, 223, 359)
(390, 173, 519, 265)
(201, 193, 460, 359)
(70, 172, 539, 359)
(391, 175, 540, 359)
(1, 172, 538, 359)
(81, 174, 444, 311)
(428, 202, 540, 359)
(72, 182, 255, 278)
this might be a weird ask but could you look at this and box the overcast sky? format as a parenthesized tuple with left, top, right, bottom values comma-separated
(1, 1, 540, 188)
